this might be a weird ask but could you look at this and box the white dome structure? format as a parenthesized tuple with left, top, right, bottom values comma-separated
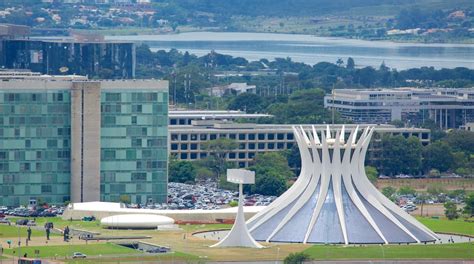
(101, 214, 174, 229)
(247, 125, 438, 244)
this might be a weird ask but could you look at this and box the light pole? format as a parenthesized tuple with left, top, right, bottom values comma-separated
(275, 247, 280, 264)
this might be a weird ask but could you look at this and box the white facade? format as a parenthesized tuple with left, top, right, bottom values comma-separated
(247, 125, 438, 244)
(101, 214, 174, 229)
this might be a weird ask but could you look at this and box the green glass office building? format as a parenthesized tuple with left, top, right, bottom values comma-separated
(0, 76, 168, 207)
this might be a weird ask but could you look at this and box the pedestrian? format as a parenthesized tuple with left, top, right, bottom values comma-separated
(27, 226, 32, 241)
(46, 227, 50, 240)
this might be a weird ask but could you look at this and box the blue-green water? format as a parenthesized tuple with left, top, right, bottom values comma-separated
(108, 32, 474, 70)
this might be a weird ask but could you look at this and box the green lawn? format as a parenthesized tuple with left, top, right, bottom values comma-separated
(64, 251, 199, 263)
(417, 217, 474, 236)
(3, 243, 136, 259)
(7, 217, 101, 230)
(0, 224, 53, 238)
(303, 243, 474, 260)
(180, 223, 232, 233)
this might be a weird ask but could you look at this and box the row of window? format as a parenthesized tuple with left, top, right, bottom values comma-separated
(171, 133, 294, 141)
(171, 142, 292, 151)
(2, 92, 68, 102)
(0, 150, 70, 160)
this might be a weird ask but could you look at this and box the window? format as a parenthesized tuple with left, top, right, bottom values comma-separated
(248, 134, 255, 140)
(41, 185, 52, 193)
(104, 150, 115, 159)
(239, 153, 246, 159)
(132, 172, 147, 181)
(258, 133, 265, 140)
(277, 143, 285, 149)
(180, 153, 188, 159)
(190, 134, 198, 141)
(268, 143, 275, 149)
(126, 150, 136, 159)
(132, 138, 142, 147)
(181, 134, 188, 141)
(181, 144, 188, 150)
(248, 143, 255, 150)
(105, 93, 121, 102)
(47, 140, 57, 148)
(277, 133, 284, 140)
(170, 119, 177, 125)
(229, 152, 236, 159)
(132, 105, 142, 113)
(132, 116, 137, 125)
(190, 143, 198, 150)
(258, 143, 265, 149)
(248, 152, 255, 159)
(229, 134, 236, 139)
(239, 134, 246, 140)
(200, 134, 208, 140)
(190, 153, 197, 159)
(210, 134, 217, 140)
(268, 134, 275, 140)
(200, 153, 207, 158)
(171, 144, 178, 150)
(179, 119, 186, 125)
(287, 133, 294, 140)
(239, 143, 245, 149)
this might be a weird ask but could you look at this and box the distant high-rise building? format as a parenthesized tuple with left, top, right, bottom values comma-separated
(0, 38, 135, 79)
(0, 73, 168, 206)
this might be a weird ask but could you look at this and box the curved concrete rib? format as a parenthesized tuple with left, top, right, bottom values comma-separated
(332, 129, 349, 244)
(357, 129, 438, 241)
(266, 128, 322, 242)
(248, 127, 312, 231)
(303, 129, 332, 244)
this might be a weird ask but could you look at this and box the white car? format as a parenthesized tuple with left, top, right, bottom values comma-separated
(72, 252, 87, 259)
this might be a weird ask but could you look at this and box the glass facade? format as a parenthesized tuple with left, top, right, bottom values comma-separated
(100, 90, 168, 204)
(0, 82, 169, 207)
(0, 90, 71, 206)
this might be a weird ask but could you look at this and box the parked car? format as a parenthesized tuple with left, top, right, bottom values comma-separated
(72, 252, 87, 259)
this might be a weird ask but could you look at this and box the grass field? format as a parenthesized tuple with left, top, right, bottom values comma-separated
(0, 224, 54, 238)
(3, 243, 137, 258)
(417, 217, 474, 236)
(63, 251, 200, 263)
(303, 243, 473, 260)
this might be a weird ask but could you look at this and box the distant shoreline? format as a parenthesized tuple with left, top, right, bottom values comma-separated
(67, 28, 474, 45)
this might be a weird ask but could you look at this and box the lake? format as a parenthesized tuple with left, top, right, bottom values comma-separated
(106, 32, 474, 70)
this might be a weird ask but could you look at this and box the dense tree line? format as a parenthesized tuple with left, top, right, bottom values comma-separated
(376, 130, 474, 177)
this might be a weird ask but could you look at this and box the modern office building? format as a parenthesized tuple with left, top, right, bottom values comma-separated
(0, 38, 135, 79)
(169, 120, 430, 167)
(0, 74, 168, 207)
(324, 88, 474, 129)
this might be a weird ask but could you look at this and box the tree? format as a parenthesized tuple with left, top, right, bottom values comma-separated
(365, 166, 378, 184)
(228, 93, 266, 113)
(169, 158, 196, 183)
(201, 138, 238, 180)
(417, 193, 429, 217)
(382, 186, 396, 199)
(422, 141, 454, 173)
(398, 186, 416, 196)
(284, 252, 310, 264)
(463, 193, 474, 217)
(346, 57, 355, 70)
(249, 152, 293, 195)
(381, 135, 422, 176)
(255, 171, 287, 196)
(444, 130, 474, 155)
(444, 201, 459, 220)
